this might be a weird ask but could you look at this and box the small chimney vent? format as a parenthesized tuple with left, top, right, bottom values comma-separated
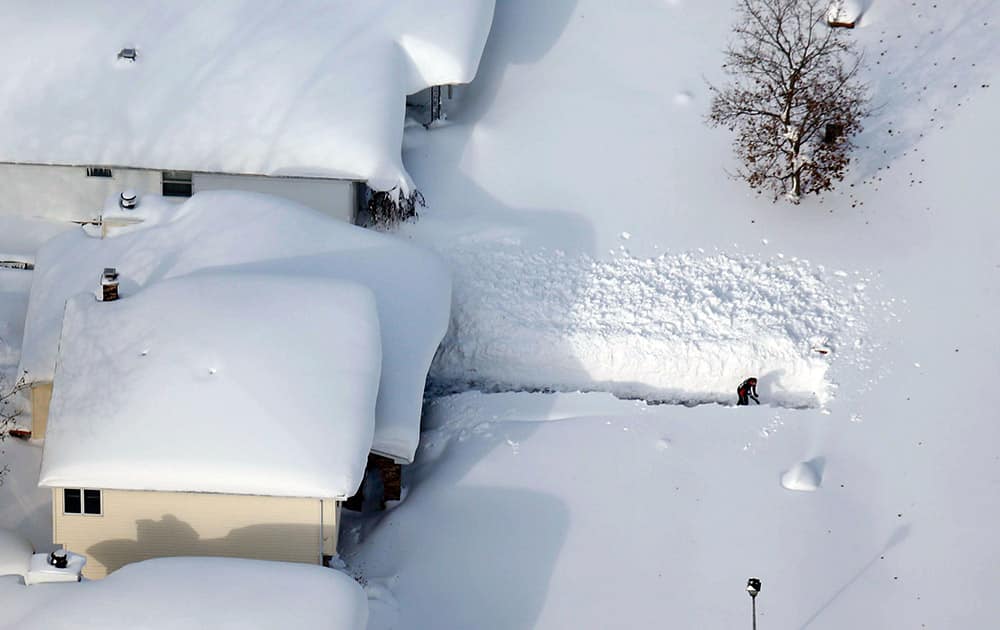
(119, 190, 138, 210)
(49, 549, 68, 569)
(101, 268, 120, 302)
(117, 47, 137, 62)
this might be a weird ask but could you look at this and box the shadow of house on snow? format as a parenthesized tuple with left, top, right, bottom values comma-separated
(87, 514, 324, 576)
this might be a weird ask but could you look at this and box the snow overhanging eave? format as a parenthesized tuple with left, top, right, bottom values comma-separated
(36, 476, 351, 502)
(0, 159, 367, 183)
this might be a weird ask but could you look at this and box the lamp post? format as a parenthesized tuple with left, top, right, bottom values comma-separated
(746, 577, 761, 630)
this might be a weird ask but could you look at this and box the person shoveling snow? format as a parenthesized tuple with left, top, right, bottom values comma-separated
(737, 377, 759, 406)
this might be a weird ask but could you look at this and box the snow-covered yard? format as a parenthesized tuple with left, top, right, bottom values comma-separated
(347, 392, 925, 628)
(348, 0, 999, 628)
(1, 0, 999, 628)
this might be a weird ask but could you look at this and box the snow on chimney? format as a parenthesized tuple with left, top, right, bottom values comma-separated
(101, 268, 120, 302)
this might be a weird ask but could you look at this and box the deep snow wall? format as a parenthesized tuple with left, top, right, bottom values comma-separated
(429, 243, 875, 408)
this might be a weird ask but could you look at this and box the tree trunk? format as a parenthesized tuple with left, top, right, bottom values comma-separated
(790, 168, 802, 201)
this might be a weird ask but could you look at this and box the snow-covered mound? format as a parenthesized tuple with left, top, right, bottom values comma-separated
(39, 274, 381, 499)
(0, 1, 494, 194)
(430, 244, 870, 407)
(20, 191, 450, 463)
(781, 459, 824, 492)
(4, 557, 367, 630)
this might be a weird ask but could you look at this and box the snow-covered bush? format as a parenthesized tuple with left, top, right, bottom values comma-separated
(366, 187, 426, 228)
(709, 0, 868, 202)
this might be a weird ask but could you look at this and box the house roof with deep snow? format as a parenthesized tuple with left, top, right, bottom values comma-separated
(0, 0, 495, 192)
(38, 273, 382, 498)
(21, 191, 451, 464)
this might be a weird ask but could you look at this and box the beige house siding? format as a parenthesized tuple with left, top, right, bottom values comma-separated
(52, 488, 340, 579)
(30, 382, 52, 439)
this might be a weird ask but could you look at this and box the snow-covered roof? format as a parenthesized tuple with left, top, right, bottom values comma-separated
(0, 0, 495, 191)
(12, 557, 368, 630)
(38, 273, 382, 498)
(21, 191, 451, 463)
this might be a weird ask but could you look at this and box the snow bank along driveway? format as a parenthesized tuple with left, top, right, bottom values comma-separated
(430, 243, 874, 408)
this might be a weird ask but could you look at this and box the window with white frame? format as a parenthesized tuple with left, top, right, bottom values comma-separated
(63, 488, 102, 515)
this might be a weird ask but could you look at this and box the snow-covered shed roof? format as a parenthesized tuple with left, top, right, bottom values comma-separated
(0, 0, 495, 191)
(38, 273, 382, 498)
(12, 557, 367, 630)
(21, 191, 451, 464)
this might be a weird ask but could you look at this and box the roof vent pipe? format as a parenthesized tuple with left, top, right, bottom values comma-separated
(49, 550, 68, 569)
(101, 268, 120, 302)
(119, 190, 137, 210)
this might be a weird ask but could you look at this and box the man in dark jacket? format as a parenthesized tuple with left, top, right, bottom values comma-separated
(737, 377, 759, 406)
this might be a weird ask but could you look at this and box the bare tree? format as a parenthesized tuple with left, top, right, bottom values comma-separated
(709, 0, 868, 202)
(0, 374, 25, 486)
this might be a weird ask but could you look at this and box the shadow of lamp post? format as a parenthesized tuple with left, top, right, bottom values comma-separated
(746, 577, 762, 630)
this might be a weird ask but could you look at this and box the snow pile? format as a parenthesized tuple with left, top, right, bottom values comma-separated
(39, 274, 381, 498)
(0, 1, 494, 194)
(20, 191, 451, 463)
(781, 459, 825, 492)
(430, 244, 870, 407)
(4, 557, 367, 630)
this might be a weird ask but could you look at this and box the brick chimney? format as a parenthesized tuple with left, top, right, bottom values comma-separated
(101, 268, 119, 302)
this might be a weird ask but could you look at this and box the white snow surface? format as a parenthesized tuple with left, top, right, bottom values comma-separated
(39, 274, 381, 499)
(19, 191, 451, 463)
(0, 529, 32, 580)
(0, 0, 495, 192)
(2, 557, 367, 630)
